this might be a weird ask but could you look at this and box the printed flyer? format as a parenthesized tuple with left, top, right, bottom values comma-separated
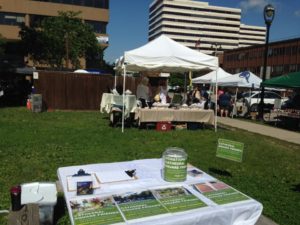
(192, 181, 249, 205)
(113, 190, 168, 220)
(70, 196, 124, 225)
(70, 187, 210, 224)
(152, 187, 207, 213)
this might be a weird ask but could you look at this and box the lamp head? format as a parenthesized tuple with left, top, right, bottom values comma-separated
(264, 4, 275, 25)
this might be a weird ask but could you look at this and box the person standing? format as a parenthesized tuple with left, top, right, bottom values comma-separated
(191, 85, 202, 102)
(159, 80, 168, 104)
(219, 89, 232, 117)
(136, 77, 151, 108)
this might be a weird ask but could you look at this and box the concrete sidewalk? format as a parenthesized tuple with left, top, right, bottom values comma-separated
(256, 215, 279, 225)
(218, 117, 300, 145)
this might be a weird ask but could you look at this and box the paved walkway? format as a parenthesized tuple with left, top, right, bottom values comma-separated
(218, 117, 300, 145)
(256, 215, 279, 225)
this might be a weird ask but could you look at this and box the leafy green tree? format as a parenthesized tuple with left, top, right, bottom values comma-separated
(169, 73, 186, 87)
(0, 34, 6, 58)
(19, 11, 101, 69)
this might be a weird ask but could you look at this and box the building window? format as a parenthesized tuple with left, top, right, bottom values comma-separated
(289, 64, 297, 72)
(0, 12, 25, 26)
(291, 45, 298, 55)
(85, 20, 107, 34)
(29, 15, 49, 27)
(31, 0, 109, 9)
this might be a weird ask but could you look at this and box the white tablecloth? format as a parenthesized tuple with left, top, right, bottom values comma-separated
(100, 93, 137, 117)
(100, 93, 113, 113)
(135, 108, 215, 125)
(58, 159, 262, 225)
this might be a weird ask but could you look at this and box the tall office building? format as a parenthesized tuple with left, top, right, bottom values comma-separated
(149, 0, 266, 55)
(0, 0, 109, 67)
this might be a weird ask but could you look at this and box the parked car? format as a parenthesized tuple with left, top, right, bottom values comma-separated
(236, 91, 288, 114)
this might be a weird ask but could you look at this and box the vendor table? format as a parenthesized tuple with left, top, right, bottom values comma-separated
(100, 93, 137, 117)
(135, 108, 215, 125)
(100, 93, 113, 113)
(58, 159, 262, 225)
(272, 109, 300, 119)
(270, 109, 300, 129)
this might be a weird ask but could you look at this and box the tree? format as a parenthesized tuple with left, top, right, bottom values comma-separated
(0, 34, 6, 59)
(19, 11, 101, 69)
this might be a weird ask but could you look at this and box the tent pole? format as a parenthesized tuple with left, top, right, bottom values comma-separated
(232, 87, 238, 118)
(114, 71, 117, 89)
(122, 65, 126, 133)
(215, 68, 218, 132)
(184, 73, 187, 103)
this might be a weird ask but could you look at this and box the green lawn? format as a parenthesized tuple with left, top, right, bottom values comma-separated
(0, 107, 299, 225)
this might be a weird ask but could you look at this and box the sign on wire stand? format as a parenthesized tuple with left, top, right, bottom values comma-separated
(217, 139, 244, 162)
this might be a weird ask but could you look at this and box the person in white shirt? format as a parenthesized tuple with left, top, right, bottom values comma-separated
(159, 80, 168, 104)
(137, 77, 150, 108)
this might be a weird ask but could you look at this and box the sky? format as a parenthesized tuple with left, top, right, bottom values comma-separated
(104, 0, 300, 63)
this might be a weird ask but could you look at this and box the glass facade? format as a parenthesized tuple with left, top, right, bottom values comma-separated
(32, 0, 109, 9)
(85, 20, 107, 34)
(0, 12, 25, 25)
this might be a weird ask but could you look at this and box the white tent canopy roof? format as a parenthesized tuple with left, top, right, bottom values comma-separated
(114, 35, 219, 133)
(218, 71, 262, 88)
(192, 67, 232, 84)
(116, 35, 218, 72)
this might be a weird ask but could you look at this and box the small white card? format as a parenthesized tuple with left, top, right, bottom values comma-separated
(96, 171, 134, 183)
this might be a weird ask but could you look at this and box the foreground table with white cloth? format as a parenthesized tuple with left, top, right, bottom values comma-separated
(58, 159, 262, 225)
(135, 108, 215, 125)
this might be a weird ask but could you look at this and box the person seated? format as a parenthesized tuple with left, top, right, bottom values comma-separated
(191, 85, 202, 102)
(171, 93, 183, 105)
(159, 80, 168, 104)
(136, 77, 151, 108)
(191, 97, 206, 109)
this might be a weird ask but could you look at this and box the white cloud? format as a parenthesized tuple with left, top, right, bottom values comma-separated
(295, 10, 300, 17)
(239, 0, 271, 12)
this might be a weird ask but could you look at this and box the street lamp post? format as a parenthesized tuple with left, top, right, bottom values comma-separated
(259, 4, 275, 120)
(211, 43, 221, 56)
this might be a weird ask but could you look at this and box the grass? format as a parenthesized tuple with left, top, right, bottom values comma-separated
(0, 107, 299, 225)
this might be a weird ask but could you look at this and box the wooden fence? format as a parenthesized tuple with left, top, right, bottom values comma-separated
(34, 71, 141, 110)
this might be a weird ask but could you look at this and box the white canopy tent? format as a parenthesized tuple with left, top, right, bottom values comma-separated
(217, 71, 262, 118)
(192, 67, 232, 84)
(218, 71, 262, 88)
(114, 35, 219, 132)
(115, 35, 218, 73)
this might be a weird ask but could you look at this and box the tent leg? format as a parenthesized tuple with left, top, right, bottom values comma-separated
(122, 66, 126, 133)
(215, 68, 219, 132)
(232, 87, 238, 119)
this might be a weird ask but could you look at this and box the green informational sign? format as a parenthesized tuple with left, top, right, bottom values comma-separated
(164, 155, 187, 182)
(117, 199, 168, 220)
(114, 191, 168, 220)
(217, 139, 244, 162)
(192, 181, 250, 205)
(203, 188, 249, 205)
(71, 197, 124, 225)
(155, 187, 207, 212)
